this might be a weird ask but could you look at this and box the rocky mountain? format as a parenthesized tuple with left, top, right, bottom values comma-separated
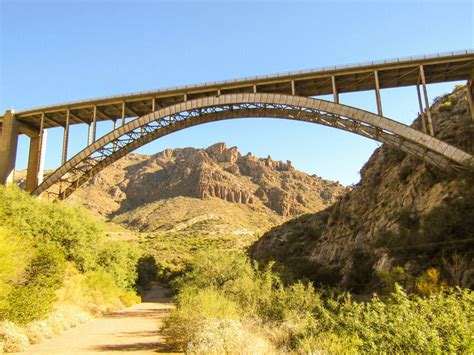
(66, 143, 344, 235)
(250, 85, 474, 291)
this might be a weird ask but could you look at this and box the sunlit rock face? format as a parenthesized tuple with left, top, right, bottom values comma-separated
(70, 142, 344, 218)
(250, 86, 474, 291)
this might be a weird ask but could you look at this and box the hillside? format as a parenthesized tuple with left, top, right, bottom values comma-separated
(250, 85, 474, 292)
(64, 143, 344, 235)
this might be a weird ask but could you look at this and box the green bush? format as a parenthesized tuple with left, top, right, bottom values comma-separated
(0, 227, 31, 311)
(162, 288, 241, 350)
(0, 186, 142, 329)
(0, 185, 104, 272)
(3, 285, 56, 324)
(97, 241, 140, 290)
(2, 245, 65, 324)
(163, 251, 474, 353)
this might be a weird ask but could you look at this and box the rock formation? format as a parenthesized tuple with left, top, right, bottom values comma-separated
(250, 85, 474, 291)
(68, 142, 345, 226)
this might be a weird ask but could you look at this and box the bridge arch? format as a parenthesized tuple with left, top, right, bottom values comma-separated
(33, 93, 474, 200)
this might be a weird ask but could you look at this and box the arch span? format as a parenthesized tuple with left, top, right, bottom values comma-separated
(33, 93, 474, 200)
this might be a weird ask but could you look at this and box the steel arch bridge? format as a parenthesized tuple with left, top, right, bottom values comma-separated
(1, 50, 474, 199)
(33, 93, 474, 199)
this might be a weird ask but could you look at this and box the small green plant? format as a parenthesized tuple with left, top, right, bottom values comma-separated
(439, 101, 452, 111)
(415, 268, 446, 296)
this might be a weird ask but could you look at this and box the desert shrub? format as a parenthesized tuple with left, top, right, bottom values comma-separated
(442, 252, 470, 286)
(3, 286, 56, 325)
(377, 266, 414, 294)
(0, 321, 29, 352)
(25, 320, 53, 344)
(439, 101, 453, 111)
(415, 268, 445, 296)
(296, 332, 362, 354)
(339, 286, 473, 353)
(384, 147, 407, 163)
(2, 245, 65, 324)
(162, 288, 241, 350)
(43, 305, 90, 336)
(175, 249, 254, 291)
(57, 270, 139, 315)
(0, 228, 31, 312)
(448, 93, 459, 104)
(319, 187, 333, 201)
(0, 185, 104, 272)
(97, 241, 141, 290)
(164, 251, 474, 353)
(186, 319, 274, 354)
(421, 193, 474, 242)
(0, 186, 142, 318)
(398, 164, 414, 181)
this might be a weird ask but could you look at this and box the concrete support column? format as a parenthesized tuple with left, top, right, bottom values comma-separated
(0, 110, 19, 184)
(419, 65, 434, 136)
(91, 106, 97, 143)
(26, 114, 47, 192)
(61, 109, 70, 165)
(374, 70, 383, 116)
(26, 130, 47, 192)
(87, 123, 92, 145)
(331, 76, 339, 103)
(121, 101, 126, 126)
(416, 84, 428, 133)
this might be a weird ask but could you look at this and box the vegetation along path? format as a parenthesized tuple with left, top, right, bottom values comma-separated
(19, 285, 174, 354)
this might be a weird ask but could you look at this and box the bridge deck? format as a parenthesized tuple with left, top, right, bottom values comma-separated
(4, 49, 474, 131)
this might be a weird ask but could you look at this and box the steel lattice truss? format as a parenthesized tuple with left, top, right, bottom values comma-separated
(32, 95, 474, 200)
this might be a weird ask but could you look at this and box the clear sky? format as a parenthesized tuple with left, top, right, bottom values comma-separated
(1, 0, 472, 185)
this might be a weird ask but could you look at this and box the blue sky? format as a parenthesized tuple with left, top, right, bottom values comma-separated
(1, 0, 472, 185)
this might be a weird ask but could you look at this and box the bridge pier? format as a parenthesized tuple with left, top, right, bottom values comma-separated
(419, 65, 435, 136)
(26, 129, 47, 192)
(374, 70, 383, 116)
(61, 110, 70, 165)
(331, 76, 339, 103)
(0, 110, 19, 184)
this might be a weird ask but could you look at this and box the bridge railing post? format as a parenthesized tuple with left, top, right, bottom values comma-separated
(0, 110, 19, 185)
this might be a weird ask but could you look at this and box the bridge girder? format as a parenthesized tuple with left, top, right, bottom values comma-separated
(31, 93, 474, 200)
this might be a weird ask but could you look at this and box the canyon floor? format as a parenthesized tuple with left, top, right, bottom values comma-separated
(17, 286, 175, 354)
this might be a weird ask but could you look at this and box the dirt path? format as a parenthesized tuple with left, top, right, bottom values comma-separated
(21, 285, 175, 354)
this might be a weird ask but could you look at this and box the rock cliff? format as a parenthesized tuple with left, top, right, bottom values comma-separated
(68, 143, 344, 233)
(250, 85, 474, 291)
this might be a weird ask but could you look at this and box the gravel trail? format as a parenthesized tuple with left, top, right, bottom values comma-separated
(20, 285, 175, 354)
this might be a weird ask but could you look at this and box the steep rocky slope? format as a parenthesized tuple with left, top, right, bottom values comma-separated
(66, 143, 344, 234)
(250, 86, 474, 291)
